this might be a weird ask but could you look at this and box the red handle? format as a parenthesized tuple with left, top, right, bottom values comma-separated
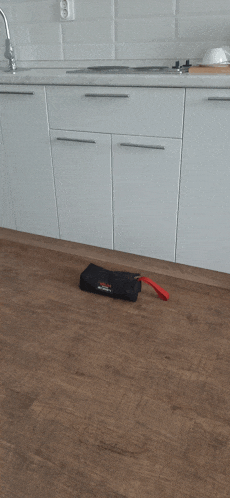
(137, 277, 169, 301)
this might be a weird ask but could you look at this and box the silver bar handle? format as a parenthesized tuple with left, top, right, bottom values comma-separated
(85, 93, 130, 98)
(57, 137, 96, 144)
(120, 142, 165, 150)
(0, 91, 34, 95)
(208, 97, 230, 101)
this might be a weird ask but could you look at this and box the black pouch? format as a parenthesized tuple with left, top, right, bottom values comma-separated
(80, 263, 169, 302)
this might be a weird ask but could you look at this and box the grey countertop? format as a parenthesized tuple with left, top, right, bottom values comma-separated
(0, 67, 230, 88)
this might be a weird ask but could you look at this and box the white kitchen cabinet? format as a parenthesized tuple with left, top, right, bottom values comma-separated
(46, 85, 184, 259)
(1, 79, 230, 274)
(112, 134, 182, 261)
(49, 128, 182, 259)
(0, 85, 59, 238)
(49, 130, 113, 249)
(176, 88, 230, 274)
(0, 123, 16, 230)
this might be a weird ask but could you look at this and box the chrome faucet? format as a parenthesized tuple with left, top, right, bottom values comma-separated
(0, 8, 17, 71)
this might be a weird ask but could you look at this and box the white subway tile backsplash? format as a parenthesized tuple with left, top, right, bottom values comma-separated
(12, 23, 61, 46)
(178, 16, 230, 41)
(16, 44, 63, 61)
(5, 1, 57, 24)
(116, 39, 230, 61)
(177, 0, 230, 14)
(116, 0, 176, 17)
(62, 20, 113, 45)
(75, 0, 114, 19)
(116, 42, 175, 60)
(116, 18, 175, 43)
(63, 44, 114, 61)
(0, 0, 230, 64)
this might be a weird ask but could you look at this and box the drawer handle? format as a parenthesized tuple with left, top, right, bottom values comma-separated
(120, 142, 165, 150)
(85, 93, 130, 98)
(57, 137, 96, 144)
(208, 97, 230, 101)
(0, 91, 34, 95)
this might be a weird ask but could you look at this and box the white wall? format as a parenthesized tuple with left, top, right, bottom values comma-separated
(0, 0, 230, 65)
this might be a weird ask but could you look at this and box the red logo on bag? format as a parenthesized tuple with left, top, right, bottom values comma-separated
(99, 282, 111, 288)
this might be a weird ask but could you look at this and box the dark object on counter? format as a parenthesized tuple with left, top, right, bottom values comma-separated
(80, 263, 169, 302)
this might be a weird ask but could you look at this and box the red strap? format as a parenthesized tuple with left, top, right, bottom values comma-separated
(137, 277, 169, 301)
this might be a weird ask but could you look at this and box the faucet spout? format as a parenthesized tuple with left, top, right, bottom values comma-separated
(0, 8, 17, 71)
(0, 8, 10, 38)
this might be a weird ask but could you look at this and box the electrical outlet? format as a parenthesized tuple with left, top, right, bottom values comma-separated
(60, 0, 75, 21)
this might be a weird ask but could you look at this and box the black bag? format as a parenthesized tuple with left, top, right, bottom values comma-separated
(80, 263, 169, 302)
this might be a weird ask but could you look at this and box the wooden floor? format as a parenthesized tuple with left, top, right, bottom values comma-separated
(1, 227, 230, 498)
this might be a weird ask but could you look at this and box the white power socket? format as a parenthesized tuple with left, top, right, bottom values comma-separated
(60, 0, 75, 21)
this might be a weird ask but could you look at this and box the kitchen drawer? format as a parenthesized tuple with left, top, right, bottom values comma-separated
(46, 86, 185, 138)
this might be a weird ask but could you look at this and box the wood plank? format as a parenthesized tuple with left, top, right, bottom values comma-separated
(1, 227, 230, 497)
(189, 65, 230, 74)
(1, 227, 230, 288)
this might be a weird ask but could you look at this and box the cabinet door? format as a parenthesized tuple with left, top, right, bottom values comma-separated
(0, 85, 59, 238)
(50, 130, 113, 249)
(112, 135, 182, 261)
(0, 123, 16, 230)
(176, 89, 230, 274)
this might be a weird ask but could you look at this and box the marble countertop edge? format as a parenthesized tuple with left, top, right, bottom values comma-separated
(0, 67, 230, 88)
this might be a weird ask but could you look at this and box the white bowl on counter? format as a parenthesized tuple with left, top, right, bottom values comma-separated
(202, 47, 230, 65)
